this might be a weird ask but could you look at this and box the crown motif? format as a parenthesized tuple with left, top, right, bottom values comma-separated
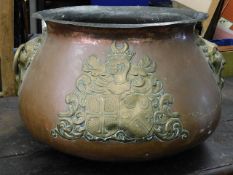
(107, 41, 135, 61)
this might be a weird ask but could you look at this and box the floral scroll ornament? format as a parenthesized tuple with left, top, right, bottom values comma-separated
(51, 41, 189, 142)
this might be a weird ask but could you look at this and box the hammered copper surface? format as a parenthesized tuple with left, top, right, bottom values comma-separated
(18, 7, 222, 160)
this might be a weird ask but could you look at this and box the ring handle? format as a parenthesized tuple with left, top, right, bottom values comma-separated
(13, 36, 43, 93)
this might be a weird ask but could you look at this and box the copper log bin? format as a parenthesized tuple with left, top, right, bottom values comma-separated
(17, 6, 224, 161)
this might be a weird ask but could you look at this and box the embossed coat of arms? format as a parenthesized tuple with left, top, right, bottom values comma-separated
(51, 41, 189, 142)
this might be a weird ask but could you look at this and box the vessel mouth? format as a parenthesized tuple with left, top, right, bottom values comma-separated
(33, 6, 208, 28)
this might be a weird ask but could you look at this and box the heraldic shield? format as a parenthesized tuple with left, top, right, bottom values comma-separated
(85, 94, 120, 138)
(51, 41, 189, 142)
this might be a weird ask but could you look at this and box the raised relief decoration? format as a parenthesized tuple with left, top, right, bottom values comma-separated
(51, 41, 189, 142)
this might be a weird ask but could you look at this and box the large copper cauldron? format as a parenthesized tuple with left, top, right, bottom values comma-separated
(15, 6, 225, 161)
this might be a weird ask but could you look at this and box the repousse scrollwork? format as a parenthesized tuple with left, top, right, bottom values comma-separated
(51, 41, 189, 142)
